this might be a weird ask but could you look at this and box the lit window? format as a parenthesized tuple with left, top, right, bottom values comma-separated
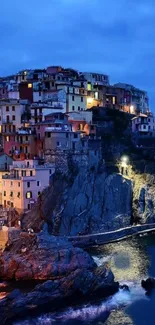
(6, 136, 10, 142)
(28, 83, 32, 88)
(112, 97, 116, 105)
(26, 191, 32, 199)
(24, 71, 27, 75)
(95, 92, 99, 100)
(87, 83, 92, 91)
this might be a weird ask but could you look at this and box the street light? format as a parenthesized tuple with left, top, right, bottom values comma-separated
(121, 155, 128, 164)
(120, 155, 129, 175)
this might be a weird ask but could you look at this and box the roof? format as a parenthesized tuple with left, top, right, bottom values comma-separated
(132, 113, 148, 120)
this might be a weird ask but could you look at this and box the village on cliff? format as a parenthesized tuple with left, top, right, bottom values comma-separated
(0, 65, 154, 246)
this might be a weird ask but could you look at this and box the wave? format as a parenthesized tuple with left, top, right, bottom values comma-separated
(13, 283, 147, 325)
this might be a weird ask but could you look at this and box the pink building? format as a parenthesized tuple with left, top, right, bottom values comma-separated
(2, 159, 55, 214)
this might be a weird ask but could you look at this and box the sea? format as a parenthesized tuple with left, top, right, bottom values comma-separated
(1, 234, 155, 325)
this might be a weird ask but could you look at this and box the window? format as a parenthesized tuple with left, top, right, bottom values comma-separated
(57, 141, 61, 147)
(47, 132, 51, 138)
(66, 133, 69, 138)
(18, 182, 20, 187)
(27, 181, 30, 188)
(28, 83, 32, 88)
(112, 97, 116, 105)
(6, 115, 10, 122)
(11, 202, 14, 208)
(72, 106, 75, 111)
(26, 191, 32, 199)
(12, 106, 15, 111)
(74, 133, 78, 138)
(10, 181, 13, 186)
(149, 126, 151, 130)
(30, 171, 33, 176)
(38, 191, 41, 196)
(27, 204, 30, 210)
(72, 95, 74, 101)
(17, 192, 20, 198)
(49, 169, 52, 175)
(78, 106, 80, 111)
(87, 83, 91, 91)
(37, 181, 40, 186)
(6, 136, 10, 142)
(12, 115, 15, 121)
(10, 192, 13, 197)
(39, 91, 41, 96)
(3, 191, 6, 196)
(6, 106, 9, 111)
(143, 125, 146, 129)
(13, 125, 16, 132)
(81, 97, 83, 102)
(22, 170, 26, 177)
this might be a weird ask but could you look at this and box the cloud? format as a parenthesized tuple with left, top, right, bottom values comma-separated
(0, 0, 155, 108)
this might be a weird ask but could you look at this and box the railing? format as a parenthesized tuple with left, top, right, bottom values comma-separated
(2, 174, 21, 180)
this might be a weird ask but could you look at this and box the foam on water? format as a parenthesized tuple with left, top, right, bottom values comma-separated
(13, 282, 147, 325)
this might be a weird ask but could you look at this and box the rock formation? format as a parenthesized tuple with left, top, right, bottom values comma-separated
(22, 167, 133, 236)
(21, 158, 155, 237)
(0, 231, 118, 324)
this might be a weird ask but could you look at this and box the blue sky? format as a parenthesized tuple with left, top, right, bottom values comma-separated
(1, 0, 155, 108)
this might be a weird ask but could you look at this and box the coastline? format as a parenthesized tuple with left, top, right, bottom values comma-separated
(68, 223, 155, 248)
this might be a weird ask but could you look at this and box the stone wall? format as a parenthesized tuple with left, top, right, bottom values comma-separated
(0, 226, 8, 250)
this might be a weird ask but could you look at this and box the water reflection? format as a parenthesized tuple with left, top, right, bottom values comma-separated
(91, 237, 149, 282)
(7, 235, 155, 325)
(105, 310, 133, 325)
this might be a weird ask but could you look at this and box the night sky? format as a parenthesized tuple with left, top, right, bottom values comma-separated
(1, 0, 155, 108)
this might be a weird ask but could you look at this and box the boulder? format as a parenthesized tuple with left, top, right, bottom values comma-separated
(0, 232, 95, 281)
(0, 232, 119, 325)
(141, 277, 155, 292)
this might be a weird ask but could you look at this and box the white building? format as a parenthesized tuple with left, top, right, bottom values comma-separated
(132, 114, 155, 133)
(82, 72, 109, 86)
(0, 100, 25, 133)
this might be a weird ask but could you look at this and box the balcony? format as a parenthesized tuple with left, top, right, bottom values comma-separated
(2, 174, 21, 180)
(45, 126, 71, 132)
(2, 119, 13, 124)
(2, 174, 36, 181)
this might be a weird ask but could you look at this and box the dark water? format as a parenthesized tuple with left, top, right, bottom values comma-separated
(2, 234, 155, 325)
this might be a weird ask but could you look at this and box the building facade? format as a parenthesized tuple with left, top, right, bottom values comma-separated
(2, 159, 55, 213)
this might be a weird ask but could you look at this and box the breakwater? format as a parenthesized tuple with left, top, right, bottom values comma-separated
(68, 224, 155, 248)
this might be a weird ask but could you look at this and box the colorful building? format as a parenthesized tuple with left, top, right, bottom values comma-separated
(2, 159, 55, 213)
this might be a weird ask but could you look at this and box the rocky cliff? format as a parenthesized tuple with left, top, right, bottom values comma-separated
(22, 158, 155, 236)
(22, 164, 133, 235)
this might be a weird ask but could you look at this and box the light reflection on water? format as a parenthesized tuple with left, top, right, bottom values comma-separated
(91, 237, 149, 283)
(12, 235, 153, 325)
